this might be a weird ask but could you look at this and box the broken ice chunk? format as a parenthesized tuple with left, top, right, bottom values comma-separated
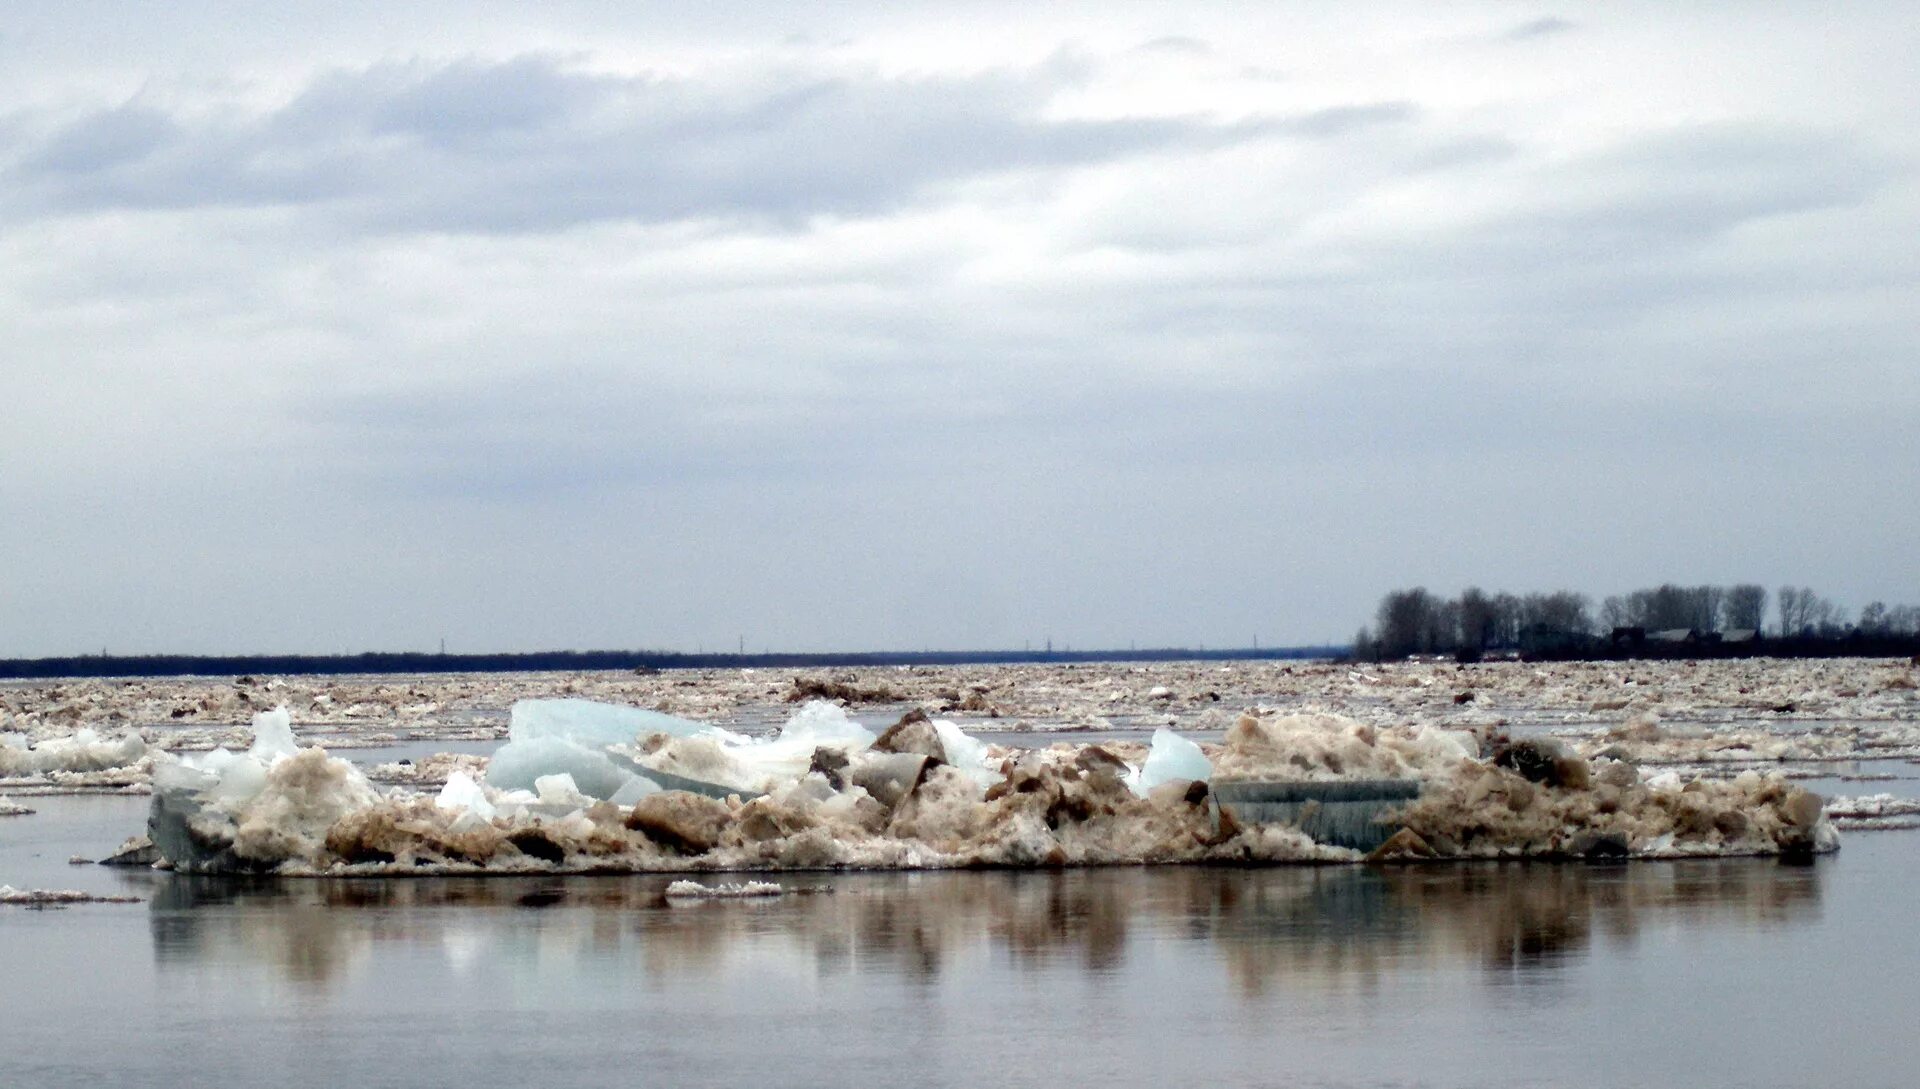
(932, 719, 1001, 786)
(436, 772, 497, 820)
(0, 727, 149, 775)
(508, 698, 707, 747)
(617, 701, 880, 796)
(664, 880, 784, 900)
(1128, 728, 1212, 797)
(534, 773, 590, 810)
(486, 735, 639, 800)
(489, 698, 714, 801)
(246, 707, 299, 762)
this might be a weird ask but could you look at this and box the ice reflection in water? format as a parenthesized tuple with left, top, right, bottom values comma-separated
(12, 842, 1915, 1089)
(147, 862, 1819, 992)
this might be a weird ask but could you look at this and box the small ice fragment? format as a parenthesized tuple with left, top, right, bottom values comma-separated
(247, 707, 299, 762)
(663, 880, 785, 900)
(1645, 770, 1683, 793)
(1129, 728, 1212, 797)
(436, 772, 497, 820)
(534, 773, 590, 810)
(932, 720, 1001, 786)
(0, 796, 34, 817)
(0, 885, 142, 905)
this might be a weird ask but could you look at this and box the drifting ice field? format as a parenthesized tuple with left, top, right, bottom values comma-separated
(5, 657, 1914, 878)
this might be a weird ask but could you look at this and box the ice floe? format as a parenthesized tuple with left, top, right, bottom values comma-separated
(664, 880, 785, 900)
(0, 728, 147, 775)
(0, 885, 142, 905)
(137, 700, 1838, 875)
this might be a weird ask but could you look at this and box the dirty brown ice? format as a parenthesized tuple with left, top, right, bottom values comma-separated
(131, 689, 1838, 876)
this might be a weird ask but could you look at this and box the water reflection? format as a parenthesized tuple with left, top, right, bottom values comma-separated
(149, 861, 1820, 993)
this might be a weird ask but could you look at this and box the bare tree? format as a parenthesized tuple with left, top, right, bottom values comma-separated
(1459, 587, 1498, 650)
(1724, 584, 1766, 630)
(1860, 601, 1889, 634)
(1375, 588, 1438, 658)
(1599, 595, 1626, 629)
(1492, 593, 1522, 646)
(1777, 586, 1804, 635)
(1695, 585, 1726, 632)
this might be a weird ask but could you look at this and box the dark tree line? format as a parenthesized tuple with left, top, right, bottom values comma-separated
(0, 643, 1341, 681)
(1356, 583, 1920, 660)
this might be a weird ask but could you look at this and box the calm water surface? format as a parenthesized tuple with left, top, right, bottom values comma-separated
(2, 796, 1916, 1088)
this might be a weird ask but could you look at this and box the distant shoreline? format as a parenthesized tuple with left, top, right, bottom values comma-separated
(0, 646, 1344, 681)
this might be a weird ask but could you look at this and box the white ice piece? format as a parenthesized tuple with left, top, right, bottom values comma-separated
(247, 706, 299, 762)
(435, 772, 497, 821)
(1128, 728, 1213, 797)
(487, 699, 709, 800)
(534, 773, 590, 810)
(622, 701, 882, 795)
(664, 880, 784, 900)
(932, 719, 1001, 786)
(508, 698, 708, 748)
(162, 708, 302, 802)
(487, 735, 637, 799)
(0, 727, 148, 775)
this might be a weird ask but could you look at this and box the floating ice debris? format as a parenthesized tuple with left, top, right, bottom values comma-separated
(0, 728, 147, 776)
(99, 835, 160, 866)
(664, 880, 785, 900)
(1127, 728, 1212, 797)
(0, 796, 33, 816)
(1829, 816, 1920, 831)
(1823, 794, 1920, 820)
(149, 708, 385, 871)
(137, 697, 1838, 875)
(0, 886, 142, 905)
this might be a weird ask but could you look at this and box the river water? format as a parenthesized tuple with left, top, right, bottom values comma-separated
(2, 791, 1916, 1088)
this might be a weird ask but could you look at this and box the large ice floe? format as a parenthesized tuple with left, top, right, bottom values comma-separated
(140, 700, 1838, 875)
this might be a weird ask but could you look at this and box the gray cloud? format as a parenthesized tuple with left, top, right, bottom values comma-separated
(1501, 16, 1577, 42)
(2, 6, 1917, 655)
(3, 53, 1317, 232)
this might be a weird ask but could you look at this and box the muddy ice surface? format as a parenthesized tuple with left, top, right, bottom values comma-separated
(129, 691, 1837, 875)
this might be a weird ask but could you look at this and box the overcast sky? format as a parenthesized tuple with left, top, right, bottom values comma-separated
(2, 2, 1915, 656)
